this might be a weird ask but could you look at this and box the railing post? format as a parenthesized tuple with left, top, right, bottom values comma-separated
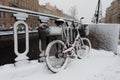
(38, 16, 49, 62)
(13, 13, 29, 66)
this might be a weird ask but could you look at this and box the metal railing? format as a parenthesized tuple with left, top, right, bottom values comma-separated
(0, 5, 80, 65)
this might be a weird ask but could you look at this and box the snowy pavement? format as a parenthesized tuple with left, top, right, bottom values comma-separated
(0, 48, 120, 80)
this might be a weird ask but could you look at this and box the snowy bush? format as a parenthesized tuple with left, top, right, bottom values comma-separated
(88, 23, 120, 53)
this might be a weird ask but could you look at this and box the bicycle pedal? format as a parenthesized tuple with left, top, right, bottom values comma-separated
(77, 56, 81, 59)
(38, 57, 45, 62)
(70, 55, 76, 59)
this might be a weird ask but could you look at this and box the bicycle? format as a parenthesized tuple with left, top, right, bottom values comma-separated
(45, 19, 91, 73)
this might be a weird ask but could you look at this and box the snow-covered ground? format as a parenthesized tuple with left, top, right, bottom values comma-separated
(0, 46, 120, 80)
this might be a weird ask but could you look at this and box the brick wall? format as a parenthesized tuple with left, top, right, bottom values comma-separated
(105, 0, 120, 23)
(0, 0, 40, 28)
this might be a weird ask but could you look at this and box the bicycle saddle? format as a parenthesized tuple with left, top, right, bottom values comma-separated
(55, 19, 65, 26)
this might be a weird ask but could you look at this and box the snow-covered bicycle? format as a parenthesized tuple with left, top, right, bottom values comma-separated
(45, 19, 91, 73)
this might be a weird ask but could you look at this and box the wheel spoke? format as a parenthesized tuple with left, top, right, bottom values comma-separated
(45, 40, 68, 73)
(76, 38, 91, 59)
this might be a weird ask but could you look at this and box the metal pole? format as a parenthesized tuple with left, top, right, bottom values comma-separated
(96, 0, 101, 24)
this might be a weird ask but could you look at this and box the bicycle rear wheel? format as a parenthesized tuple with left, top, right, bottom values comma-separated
(45, 40, 68, 73)
(76, 38, 91, 59)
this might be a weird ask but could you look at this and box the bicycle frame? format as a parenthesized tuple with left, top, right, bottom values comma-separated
(61, 24, 84, 55)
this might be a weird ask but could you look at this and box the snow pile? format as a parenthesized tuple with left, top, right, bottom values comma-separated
(0, 47, 120, 80)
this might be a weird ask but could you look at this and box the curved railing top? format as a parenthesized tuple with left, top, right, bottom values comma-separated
(0, 5, 79, 23)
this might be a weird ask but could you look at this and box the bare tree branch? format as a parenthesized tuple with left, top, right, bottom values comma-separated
(69, 6, 78, 19)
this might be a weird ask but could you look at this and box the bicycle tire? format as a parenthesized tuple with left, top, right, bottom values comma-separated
(45, 40, 68, 73)
(76, 38, 91, 59)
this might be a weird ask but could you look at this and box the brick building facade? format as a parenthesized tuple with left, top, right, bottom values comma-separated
(39, 3, 73, 20)
(105, 0, 120, 23)
(0, 0, 12, 28)
(0, 1, 73, 28)
(0, 0, 40, 28)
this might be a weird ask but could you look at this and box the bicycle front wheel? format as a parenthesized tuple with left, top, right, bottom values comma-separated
(77, 38, 91, 59)
(45, 40, 68, 73)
